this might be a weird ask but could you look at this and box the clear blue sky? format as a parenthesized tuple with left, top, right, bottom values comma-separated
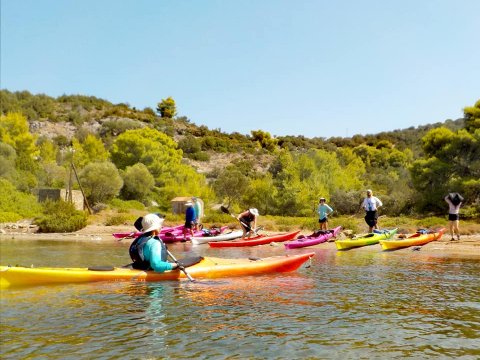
(1, 0, 479, 138)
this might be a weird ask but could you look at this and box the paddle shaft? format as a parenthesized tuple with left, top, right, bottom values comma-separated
(220, 206, 258, 234)
(167, 249, 195, 282)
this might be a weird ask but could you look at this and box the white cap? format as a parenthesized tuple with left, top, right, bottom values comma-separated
(249, 208, 259, 216)
(141, 213, 164, 233)
(185, 201, 193, 206)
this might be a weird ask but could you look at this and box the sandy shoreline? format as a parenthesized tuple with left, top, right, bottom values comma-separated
(1, 224, 479, 257)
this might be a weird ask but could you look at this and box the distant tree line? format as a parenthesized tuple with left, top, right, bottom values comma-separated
(0, 90, 478, 224)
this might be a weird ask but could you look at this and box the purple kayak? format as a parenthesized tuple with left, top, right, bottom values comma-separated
(284, 226, 342, 249)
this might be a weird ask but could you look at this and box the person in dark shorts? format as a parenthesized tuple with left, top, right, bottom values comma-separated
(183, 201, 195, 239)
(360, 189, 383, 232)
(445, 193, 463, 241)
(317, 198, 333, 231)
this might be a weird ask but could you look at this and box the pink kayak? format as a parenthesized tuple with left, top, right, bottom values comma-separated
(284, 226, 342, 249)
(113, 226, 228, 242)
(162, 226, 229, 243)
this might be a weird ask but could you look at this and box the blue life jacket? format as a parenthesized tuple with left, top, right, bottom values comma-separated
(129, 234, 168, 270)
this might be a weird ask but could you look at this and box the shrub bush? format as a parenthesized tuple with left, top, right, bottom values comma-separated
(35, 200, 87, 232)
(0, 211, 22, 223)
(105, 214, 130, 226)
(0, 179, 42, 218)
(109, 198, 146, 211)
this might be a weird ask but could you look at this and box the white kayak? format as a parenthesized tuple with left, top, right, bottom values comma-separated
(191, 230, 243, 245)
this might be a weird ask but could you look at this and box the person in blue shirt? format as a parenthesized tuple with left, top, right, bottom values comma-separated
(192, 197, 203, 231)
(129, 213, 179, 272)
(317, 197, 334, 230)
(183, 201, 196, 239)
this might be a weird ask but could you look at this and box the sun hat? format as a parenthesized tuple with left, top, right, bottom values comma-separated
(141, 213, 164, 233)
(319, 197, 326, 202)
(366, 189, 373, 194)
(249, 208, 259, 216)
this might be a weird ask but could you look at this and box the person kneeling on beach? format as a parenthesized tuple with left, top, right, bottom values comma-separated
(129, 214, 179, 272)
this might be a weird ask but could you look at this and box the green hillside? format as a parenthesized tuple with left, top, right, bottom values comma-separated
(1, 89, 479, 229)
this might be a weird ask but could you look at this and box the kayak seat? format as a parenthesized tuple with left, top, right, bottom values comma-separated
(88, 266, 115, 271)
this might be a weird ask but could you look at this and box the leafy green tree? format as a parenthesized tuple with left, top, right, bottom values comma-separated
(212, 169, 249, 207)
(121, 163, 155, 201)
(111, 127, 181, 175)
(411, 125, 480, 213)
(111, 127, 211, 207)
(72, 134, 109, 168)
(464, 99, 480, 133)
(251, 130, 277, 152)
(242, 173, 277, 215)
(156, 97, 177, 118)
(79, 161, 123, 204)
(0, 112, 38, 157)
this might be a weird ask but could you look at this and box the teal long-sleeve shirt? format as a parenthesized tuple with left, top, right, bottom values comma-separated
(142, 238, 175, 273)
(317, 204, 333, 220)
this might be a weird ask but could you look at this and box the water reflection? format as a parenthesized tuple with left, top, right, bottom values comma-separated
(1, 239, 479, 359)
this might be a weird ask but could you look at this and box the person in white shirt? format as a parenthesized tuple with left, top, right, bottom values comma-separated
(361, 189, 383, 232)
(444, 193, 462, 241)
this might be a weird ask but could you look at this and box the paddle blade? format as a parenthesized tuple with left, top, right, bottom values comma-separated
(220, 205, 231, 215)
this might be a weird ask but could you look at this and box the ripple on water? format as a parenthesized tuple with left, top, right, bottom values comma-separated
(1, 241, 479, 359)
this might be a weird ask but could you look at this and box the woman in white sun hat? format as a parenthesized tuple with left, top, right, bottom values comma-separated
(128, 213, 179, 272)
(237, 208, 259, 239)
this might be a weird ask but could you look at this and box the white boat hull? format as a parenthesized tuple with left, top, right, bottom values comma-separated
(191, 230, 243, 245)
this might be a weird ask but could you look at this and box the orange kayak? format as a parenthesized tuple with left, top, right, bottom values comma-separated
(0, 253, 314, 289)
(209, 231, 301, 248)
(379, 228, 445, 250)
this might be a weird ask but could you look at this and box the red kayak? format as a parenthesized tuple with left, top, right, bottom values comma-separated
(209, 230, 301, 248)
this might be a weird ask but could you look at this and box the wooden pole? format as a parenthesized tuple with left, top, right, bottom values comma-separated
(71, 162, 92, 214)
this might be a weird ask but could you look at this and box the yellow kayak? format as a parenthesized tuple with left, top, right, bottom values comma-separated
(335, 229, 398, 250)
(0, 253, 314, 289)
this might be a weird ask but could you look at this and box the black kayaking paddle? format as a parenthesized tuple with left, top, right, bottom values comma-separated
(167, 249, 196, 282)
(220, 205, 258, 235)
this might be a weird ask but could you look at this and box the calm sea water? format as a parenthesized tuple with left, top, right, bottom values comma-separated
(1, 239, 479, 359)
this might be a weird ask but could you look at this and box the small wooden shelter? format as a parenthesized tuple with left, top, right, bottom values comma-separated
(171, 196, 204, 215)
(37, 188, 85, 211)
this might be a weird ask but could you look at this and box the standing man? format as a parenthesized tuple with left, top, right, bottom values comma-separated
(361, 189, 383, 233)
(192, 197, 203, 231)
(183, 201, 196, 240)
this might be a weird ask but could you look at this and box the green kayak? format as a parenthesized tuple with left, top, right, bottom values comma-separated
(335, 228, 398, 250)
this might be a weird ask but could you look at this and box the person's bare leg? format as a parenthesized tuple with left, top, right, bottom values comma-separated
(453, 220, 460, 240)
